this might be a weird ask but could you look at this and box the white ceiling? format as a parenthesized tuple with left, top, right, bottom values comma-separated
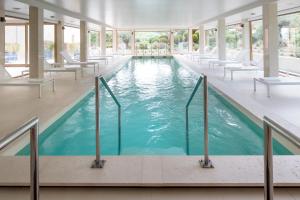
(3, 0, 300, 29)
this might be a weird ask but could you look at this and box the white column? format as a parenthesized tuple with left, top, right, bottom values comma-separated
(112, 29, 117, 53)
(242, 19, 251, 64)
(188, 28, 193, 52)
(199, 25, 205, 54)
(55, 21, 64, 64)
(100, 26, 106, 55)
(29, 6, 44, 79)
(217, 18, 226, 60)
(170, 30, 174, 54)
(131, 30, 135, 55)
(80, 20, 88, 62)
(263, 2, 279, 77)
(0, 9, 5, 66)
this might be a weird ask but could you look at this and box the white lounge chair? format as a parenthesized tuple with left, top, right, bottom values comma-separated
(224, 60, 262, 80)
(22, 61, 80, 80)
(60, 51, 100, 76)
(88, 55, 112, 64)
(192, 47, 218, 63)
(0, 66, 55, 98)
(253, 77, 300, 97)
(208, 50, 249, 69)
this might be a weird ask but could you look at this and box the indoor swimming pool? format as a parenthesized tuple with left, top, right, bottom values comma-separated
(18, 57, 291, 155)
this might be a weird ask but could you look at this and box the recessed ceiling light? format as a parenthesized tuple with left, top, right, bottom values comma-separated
(13, 7, 21, 10)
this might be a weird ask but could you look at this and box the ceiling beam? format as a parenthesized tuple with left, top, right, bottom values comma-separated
(195, 0, 278, 26)
(16, 0, 113, 28)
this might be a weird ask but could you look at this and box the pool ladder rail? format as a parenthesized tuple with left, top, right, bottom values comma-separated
(185, 74, 213, 168)
(92, 74, 122, 168)
(0, 117, 39, 200)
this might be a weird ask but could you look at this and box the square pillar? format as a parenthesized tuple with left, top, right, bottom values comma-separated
(217, 18, 226, 60)
(29, 6, 44, 79)
(0, 9, 5, 66)
(55, 21, 64, 64)
(188, 28, 193, 52)
(112, 29, 117, 53)
(242, 19, 251, 64)
(131, 30, 135, 55)
(80, 20, 88, 62)
(199, 25, 205, 54)
(170, 30, 174, 54)
(263, 2, 279, 77)
(100, 26, 106, 55)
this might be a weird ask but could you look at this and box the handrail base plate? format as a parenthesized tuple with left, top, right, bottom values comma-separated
(91, 160, 106, 169)
(199, 159, 214, 168)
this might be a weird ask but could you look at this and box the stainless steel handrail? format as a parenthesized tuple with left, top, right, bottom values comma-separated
(0, 117, 39, 200)
(263, 116, 294, 200)
(92, 75, 122, 168)
(185, 76, 203, 155)
(185, 74, 213, 168)
(99, 77, 122, 156)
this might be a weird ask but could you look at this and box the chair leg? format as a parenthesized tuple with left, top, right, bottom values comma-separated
(267, 85, 271, 98)
(52, 79, 55, 92)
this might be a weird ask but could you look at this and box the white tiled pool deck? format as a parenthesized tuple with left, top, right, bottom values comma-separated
(0, 55, 300, 191)
(0, 156, 300, 187)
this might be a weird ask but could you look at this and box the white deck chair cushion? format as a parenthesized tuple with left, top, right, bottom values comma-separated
(0, 66, 12, 80)
(60, 51, 74, 63)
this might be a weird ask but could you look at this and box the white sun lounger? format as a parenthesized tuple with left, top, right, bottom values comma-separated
(193, 48, 218, 63)
(0, 66, 55, 98)
(87, 55, 111, 64)
(60, 51, 100, 76)
(208, 50, 249, 69)
(224, 60, 262, 80)
(254, 77, 300, 97)
(22, 61, 80, 80)
(224, 65, 259, 80)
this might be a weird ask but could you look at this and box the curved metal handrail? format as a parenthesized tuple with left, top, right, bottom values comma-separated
(92, 75, 122, 168)
(185, 74, 213, 168)
(0, 117, 39, 200)
(263, 116, 295, 200)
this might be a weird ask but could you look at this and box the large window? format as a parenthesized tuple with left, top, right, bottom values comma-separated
(44, 24, 55, 62)
(5, 25, 27, 64)
(251, 20, 263, 60)
(205, 29, 217, 52)
(64, 26, 80, 60)
(135, 31, 170, 56)
(192, 29, 199, 52)
(226, 24, 243, 58)
(278, 12, 300, 73)
(106, 30, 113, 54)
(88, 30, 100, 57)
(117, 31, 132, 54)
(278, 13, 300, 58)
(174, 29, 188, 53)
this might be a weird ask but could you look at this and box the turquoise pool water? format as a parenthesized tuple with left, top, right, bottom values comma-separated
(19, 58, 291, 155)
